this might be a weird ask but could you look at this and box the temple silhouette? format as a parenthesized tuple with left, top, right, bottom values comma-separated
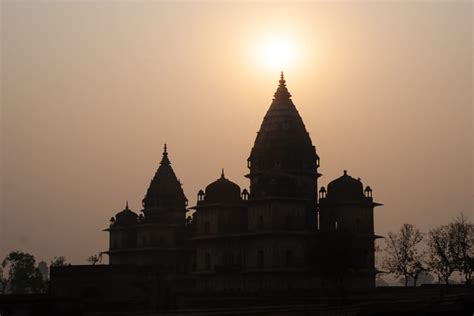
(103, 73, 381, 292)
(7, 74, 469, 315)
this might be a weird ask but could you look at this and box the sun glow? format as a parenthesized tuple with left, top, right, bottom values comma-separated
(257, 36, 299, 72)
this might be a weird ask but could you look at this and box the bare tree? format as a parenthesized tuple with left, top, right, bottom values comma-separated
(382, 224, 426, 287)
(447, 214, 474, 284)
(87, 253, 103, 265)
(399, 271, 435, 286)
(50, 256, 67, 267)
(428, 225, 456, 285)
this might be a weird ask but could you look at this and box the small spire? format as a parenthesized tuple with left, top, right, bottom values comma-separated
(343, 170, 347, 175)
(160, 143, 171, 166)
(274, 71, 291, 100)
(125, 200, 129, 210)
(221, 168, 225, 178)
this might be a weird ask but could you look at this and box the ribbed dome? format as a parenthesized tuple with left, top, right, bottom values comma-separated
(327, 170, 364, 200)
(114, 202, 138, 226)
(204, 170, 241, 203)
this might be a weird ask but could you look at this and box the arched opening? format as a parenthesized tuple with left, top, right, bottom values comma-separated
(285, 215, 292, 230)
(285, 250, 293, 267)
(257, 216, 264, 230)
(257, 250, 264, 268)
(205, 253, 211, 270)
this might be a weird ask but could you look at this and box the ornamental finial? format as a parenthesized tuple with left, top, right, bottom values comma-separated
(274, 71, 291, 99)
(160, 144, 171, 165)
(279, 71, 285, 85)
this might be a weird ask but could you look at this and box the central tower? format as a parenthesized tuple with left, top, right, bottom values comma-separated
(245, 73, 320, 290)
(247, 73, 319, 201)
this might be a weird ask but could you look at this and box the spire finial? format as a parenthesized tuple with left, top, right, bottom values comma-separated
(279, 71, 285, 86)
(343, 170, 347, 175)
(221, 168, 225, 178)
(160, 143, 171, 165)
(125, 200, 129, 210)
(274, 71, 291, 99)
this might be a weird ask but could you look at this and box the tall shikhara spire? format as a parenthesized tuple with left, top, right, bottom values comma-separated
(142, 144, 187, 210)
(247, 73, 319, 199)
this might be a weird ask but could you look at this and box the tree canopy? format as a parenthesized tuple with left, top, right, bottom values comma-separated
(1, 251, 45, 294)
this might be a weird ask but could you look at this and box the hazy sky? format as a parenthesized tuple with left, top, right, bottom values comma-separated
(1, 1, 472, 264)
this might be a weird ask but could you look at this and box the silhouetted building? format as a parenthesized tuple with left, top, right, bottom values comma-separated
(106, 145, 191, 269)
(37, 261, 49, 281)
(103, 73, 382, 292)
(46, 74, 474, 315)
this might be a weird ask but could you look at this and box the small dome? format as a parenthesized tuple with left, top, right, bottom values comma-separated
(114, 202, 138, 226)
(327, 170, 364, 200)
(204, 170, 241, 203)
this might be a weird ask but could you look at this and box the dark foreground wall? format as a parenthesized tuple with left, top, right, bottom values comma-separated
(5, 265, 469, 316)
(172, 286, 474, 316)
(1, 287, 473, 316)
(49, 265, 194, 313)
(0, 294, 81, 316)
(0, 286, 473, 316)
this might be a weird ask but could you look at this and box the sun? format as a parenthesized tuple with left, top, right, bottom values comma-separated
(258, 36, 298, 72)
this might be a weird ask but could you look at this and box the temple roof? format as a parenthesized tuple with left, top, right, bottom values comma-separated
(249, 72, 317, 170)
(327, 170, 364, 200)
(114, 201, 138, 226)
(204, 169, 241, 203)
(142, 145, 187, 209)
